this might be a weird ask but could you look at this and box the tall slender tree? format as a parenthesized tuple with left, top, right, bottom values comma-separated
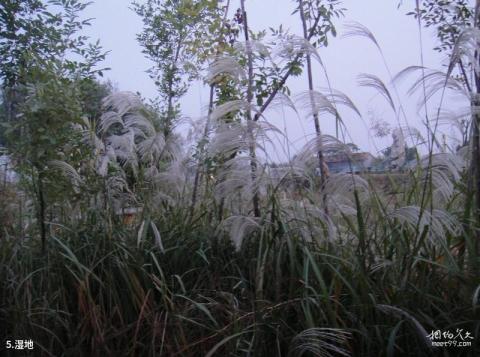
(0, 0, 106, 252)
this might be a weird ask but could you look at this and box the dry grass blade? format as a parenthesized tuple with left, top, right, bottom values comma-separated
(376, 305, 431, 350)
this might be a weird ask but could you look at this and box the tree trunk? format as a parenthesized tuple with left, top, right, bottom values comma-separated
(190, 84, 215, 217)
(240, 0, 261, 218)
(298, 0, 328, 210)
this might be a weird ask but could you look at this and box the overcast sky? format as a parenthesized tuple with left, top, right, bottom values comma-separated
(82, 0, 460, 161)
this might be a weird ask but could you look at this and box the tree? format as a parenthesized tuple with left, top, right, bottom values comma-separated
(133, 0, 225, 136)
(296, 0, 343, 213)
(0, 0, 107, 252)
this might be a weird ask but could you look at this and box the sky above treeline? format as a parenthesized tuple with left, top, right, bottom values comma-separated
(82, 0, 459, 161)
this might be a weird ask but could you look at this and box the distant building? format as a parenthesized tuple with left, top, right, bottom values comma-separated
(323, 152, 376, 174)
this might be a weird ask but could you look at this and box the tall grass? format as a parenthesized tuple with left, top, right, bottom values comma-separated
(1, 3, 480, 357)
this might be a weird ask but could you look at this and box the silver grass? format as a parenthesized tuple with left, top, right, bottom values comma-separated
(324, 174, 371, 217)
(394, 66, 468, 106)
(214, 156, 265, 204)
(95, 145, 117, 177)
(420, 153, 465, 203)
(296, 90, 338, 118)
(102, 91, 143, 116)
(123, 112, 156, 138)
(358, 73, 396, 112)
(279, 199, 337, 242)
(437, 108, 472, 136)
(389, 206, 460, 242)
(218, 215, 261, 250)
(274, 34, 323, 66)
(448, 28, 480, 77)
(269, 91, 298, 114)
(137, 133, 166, 163)
(401, 126, 425, 145)
(207, 122, 247, 158)
(289, 328, 351, 357)
(320, 88, 361, 117)
(206, 55, 246, 84)
(342, 21, 381, 51)
(48, 160, 83, 191)
(107, 130, 137, 164)
(210, 100, 251, 122)
(295, 135, 351, 170)
(153, 160, 188, 200)
(208, 120, 281, 158)
(324, 174, 369, 197)
(150, 221, 165, 252)
(98, 111, 124, 135)
(234, 39, 271, 58)
(296, 89, 360, 120)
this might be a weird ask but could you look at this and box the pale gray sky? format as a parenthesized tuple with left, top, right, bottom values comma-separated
(83, 0, 461, 161)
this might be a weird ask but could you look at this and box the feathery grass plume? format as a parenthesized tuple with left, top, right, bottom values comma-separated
(95, 145, 116, 177)
(418, 152, 465, 203)
(296, 90, 338, 118)
(206, 55, 246, 84)
(296, 89, 360, 120)
(234, 39, 271, 58)
(48, 160, 84, 189)
(437, 108, 473, 138)
(106, 130, 138, 173)
(394, 66, 468, 107)
(123, 112, 156, 138)
(150, 221, 164, 252)
(320, 88, 362, 117)
(288, 328, 351, 357)
(106, 175, 137, 211)
(295, 135, 351, 171)
(210, 100, 251, 122)
(279, 198, 337, 242)
(358, 73, 396, 112)
(137, 133, 166, 163)
(152, 159, 188, 205)
(98, 110, 124, 135)
(324, 173, 371, 217)
(448, 28, 480, 77)
(274, 34, 323, 66)
(102, 91, 144, 116)
(342, 21, 381, 51)
(208, 121, 247, 157)
(208, 119, 281, 159)
(269, 91, 298, 114)
(218, 215, 261, 250)
(214, 156, 266, 207)
(389, 205, 461, 243)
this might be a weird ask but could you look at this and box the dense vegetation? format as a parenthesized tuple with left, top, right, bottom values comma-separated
(0, 0, 479, 356)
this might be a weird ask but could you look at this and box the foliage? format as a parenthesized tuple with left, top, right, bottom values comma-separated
(0, 1, 479, 356)
(405, 0, 474, 53)
(133, 0, 225, 135)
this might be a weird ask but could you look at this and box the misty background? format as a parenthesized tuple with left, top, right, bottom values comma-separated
(82, 0, 455, 162)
